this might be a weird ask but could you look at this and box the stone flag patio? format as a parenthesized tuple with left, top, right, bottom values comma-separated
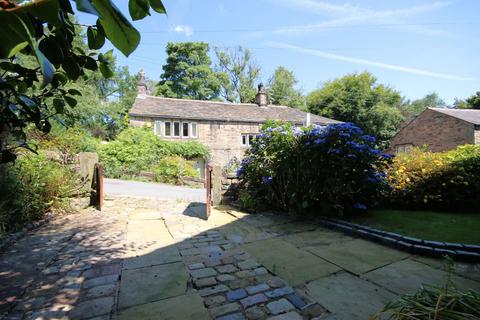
(1, 196, 479, 320)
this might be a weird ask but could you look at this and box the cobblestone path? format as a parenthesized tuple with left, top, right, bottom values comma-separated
(1, 196, 479, 320)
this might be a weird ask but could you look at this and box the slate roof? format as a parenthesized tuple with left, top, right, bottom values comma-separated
(430, 107, 480, 125)
(129, 95, 340, 125)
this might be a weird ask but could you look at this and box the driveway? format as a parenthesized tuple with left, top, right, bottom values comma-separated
(104, 178, 205, 203)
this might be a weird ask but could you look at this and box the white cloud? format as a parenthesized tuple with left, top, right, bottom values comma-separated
(252, 1, 451, 36)
(171, 25, 193, 37)
(266, 41, 473, 81)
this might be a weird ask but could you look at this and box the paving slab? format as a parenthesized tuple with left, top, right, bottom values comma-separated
(363, 258, 480, 295)
(307, 238, 409, 275)
(261, 221, 318, 235)
(219, 221, 276, 244)
(123, 220, 181, 269)
(242, 238, 340, 286)
(118, 262, 188, 309)
(306, 272, 396, 320)
(282, 228, 353, 248)
(412, 255, 480, 282)
(114, 293, 210, 320)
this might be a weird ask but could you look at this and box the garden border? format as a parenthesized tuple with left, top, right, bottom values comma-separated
(317, 217, 480, 263)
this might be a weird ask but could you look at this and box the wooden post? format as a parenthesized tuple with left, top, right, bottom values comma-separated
(205, 164, 213, 219)
(92, 163, 104, 210)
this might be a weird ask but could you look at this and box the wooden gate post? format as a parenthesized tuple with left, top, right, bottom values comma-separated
(205, 164, 213, 218)
(91, 163, 104, 210)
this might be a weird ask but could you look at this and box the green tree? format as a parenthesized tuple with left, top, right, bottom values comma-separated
(156, 42, 221, 100)
(214, 46, 260, 103)
(465, 91, 480, 109)
(267, 66, 305, 109)
(401, 93, 446, 119)
(0, 0, 166, 162)
(306, 72, 404, 147)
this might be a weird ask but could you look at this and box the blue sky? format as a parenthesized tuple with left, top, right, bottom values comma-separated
(78, 0, 480, 104)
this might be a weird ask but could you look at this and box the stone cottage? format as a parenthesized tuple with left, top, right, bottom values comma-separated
(129, 73, 339, 176)
(389, 107, 480, 153)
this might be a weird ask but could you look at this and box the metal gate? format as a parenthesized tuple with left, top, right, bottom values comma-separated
(205, 164, 213, 219)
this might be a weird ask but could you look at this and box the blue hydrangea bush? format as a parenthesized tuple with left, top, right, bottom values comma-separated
(237, 121, 391, 215)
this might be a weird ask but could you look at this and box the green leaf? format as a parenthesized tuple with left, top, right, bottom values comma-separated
(34, 47, 55, 87)
(39, 37, 64, 65)
(87, 26, 106, 49)
(65, 96, 78, 107)
(129, 0, 150, 20)
(0, 12, 33, 58)
(99, 62, 114, 78)
(84, 56, 98, 70)
(68, 89, 82, 96)
(27, 0, 62, 27)
(62, 57, 81, 80)
(76, 0, 100, 15)
(53, 98, 65, 113)
(149, 0, 166, 13)
(92, 0, 141, 56)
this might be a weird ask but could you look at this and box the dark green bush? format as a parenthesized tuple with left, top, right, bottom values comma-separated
(99, 127, 209, 179)
(0, 153, 78, 233)
(237, 121, 390, 214)
(386, 145, 480, 211)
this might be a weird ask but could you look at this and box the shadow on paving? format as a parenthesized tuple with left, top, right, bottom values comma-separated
(0, 198, 479, 320)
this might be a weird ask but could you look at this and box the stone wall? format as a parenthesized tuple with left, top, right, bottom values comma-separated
(388, 109, 476, 153)
(210, 166, 240, 205)
(130, 116, 260, 168)
(475, 128, 480, 145)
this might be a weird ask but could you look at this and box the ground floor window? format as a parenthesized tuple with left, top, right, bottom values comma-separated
(241, 133, 257, 146)
(155, 120, 198, 139)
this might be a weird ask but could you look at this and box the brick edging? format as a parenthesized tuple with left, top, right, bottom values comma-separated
(317, 217, 480, 263)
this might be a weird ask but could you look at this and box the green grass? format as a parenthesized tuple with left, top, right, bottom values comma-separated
(348, 209, 480, 245)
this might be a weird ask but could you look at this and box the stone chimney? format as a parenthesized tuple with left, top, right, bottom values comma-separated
(255, 83, 267, 106)
(137, 69, 147, 98)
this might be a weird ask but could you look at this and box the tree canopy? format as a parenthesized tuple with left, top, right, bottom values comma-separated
(306, 72, 404, 148)
(0, 0, 166, 162)
(400, 93, 446, 119)
(267, 66, 305, 109)
(214, 46, 260, 103)
(156, 42, 221, 100)
(465, 91, 480, 109)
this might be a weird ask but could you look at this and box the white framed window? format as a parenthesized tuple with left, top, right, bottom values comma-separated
(241, 134, 257, 146)
(182, 122, 189, 137)
(190, 123, 198, 138)
(154, 120, 162, 136)
(173, 121, 180, 137)
(164, 122, 172, 137)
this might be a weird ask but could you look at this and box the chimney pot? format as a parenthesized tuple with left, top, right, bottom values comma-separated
(255, 83, 267, 106)
(137, 70, 147, 97)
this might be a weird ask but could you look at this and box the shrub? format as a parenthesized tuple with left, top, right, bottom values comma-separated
(99, 127, 208, 178)
(237, 121, 390, 214)
(385, 145, 480, 211)
(0, 153, 78, 233)
(152, 156, 198, 185)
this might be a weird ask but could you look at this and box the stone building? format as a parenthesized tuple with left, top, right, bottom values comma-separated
(388, 107, 480, 153)
(129, 73, 339, 175)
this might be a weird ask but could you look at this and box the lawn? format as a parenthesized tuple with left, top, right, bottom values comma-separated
(347, 209, 480, 245)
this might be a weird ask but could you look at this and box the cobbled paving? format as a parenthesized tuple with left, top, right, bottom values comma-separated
(164, 215, 327, 320)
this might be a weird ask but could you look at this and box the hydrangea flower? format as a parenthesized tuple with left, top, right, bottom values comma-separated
(262, 176, 273, 185)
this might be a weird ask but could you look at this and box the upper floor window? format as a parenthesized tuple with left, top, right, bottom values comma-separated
(241, 134, 257, 146)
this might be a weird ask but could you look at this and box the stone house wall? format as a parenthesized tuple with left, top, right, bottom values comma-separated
(130, 116, 260, 168)
(475, 127, 480, 145)
(388, 109, 476, 153)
